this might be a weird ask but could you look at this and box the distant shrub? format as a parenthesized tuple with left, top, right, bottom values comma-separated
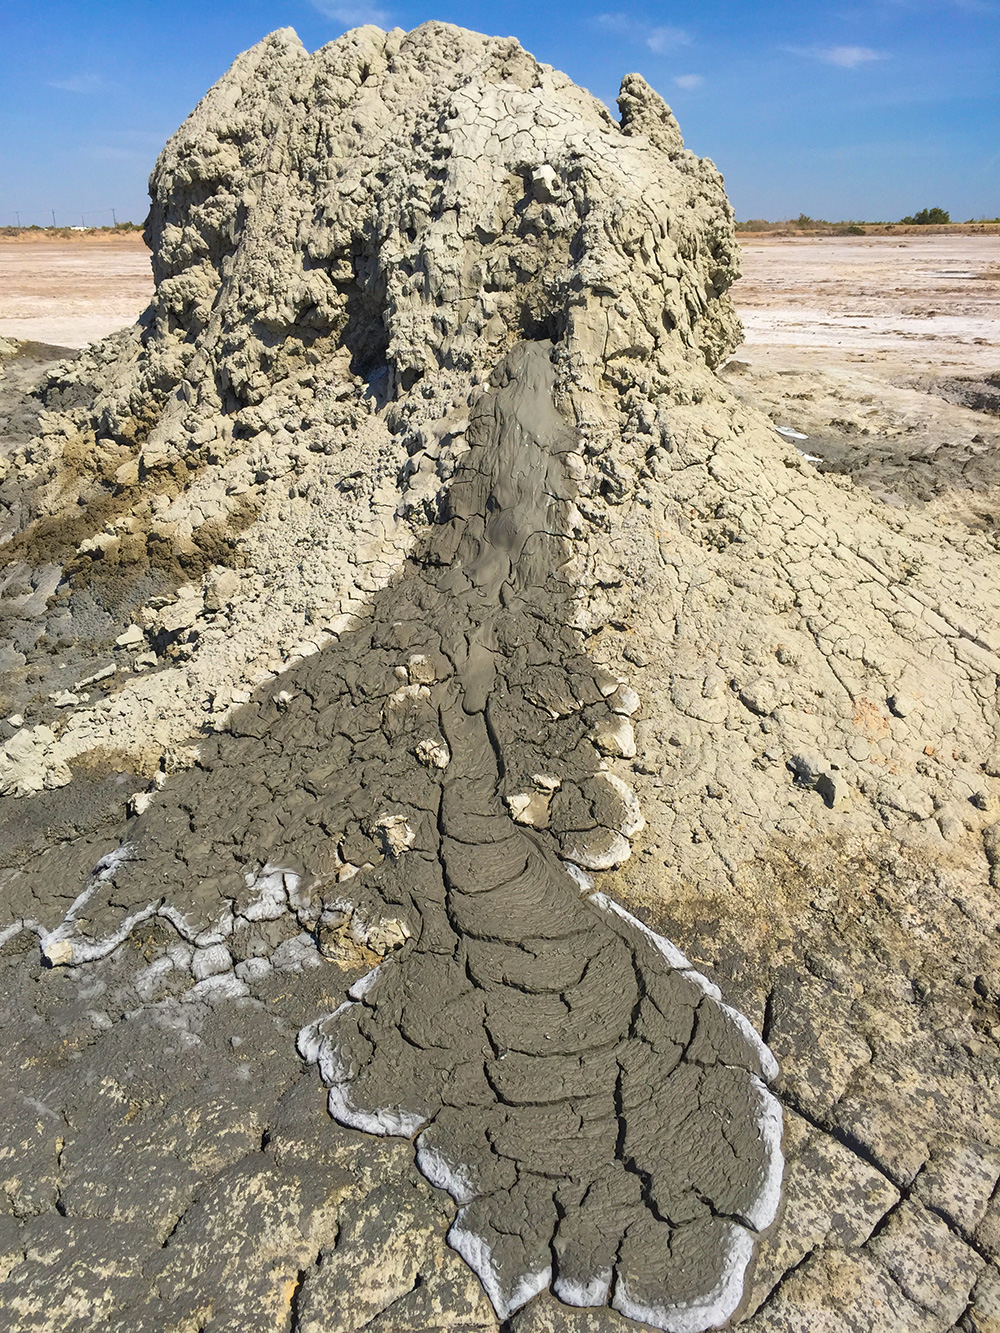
(842, 224, 866, 235)
(900, 207, 950, 225)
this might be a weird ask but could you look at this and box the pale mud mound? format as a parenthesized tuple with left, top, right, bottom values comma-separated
(0, 22, 736, 797)
(0, 20, 999, 1333)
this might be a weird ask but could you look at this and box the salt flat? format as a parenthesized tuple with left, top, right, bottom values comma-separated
(733, 232, 1000, 376)
(0, 232, 152, 349)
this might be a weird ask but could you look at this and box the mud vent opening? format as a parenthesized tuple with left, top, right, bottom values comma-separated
(521, 307, 564, 344)
(335, 253, 390, 379)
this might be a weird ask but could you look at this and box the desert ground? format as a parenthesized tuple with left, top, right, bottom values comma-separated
(0, 230, 152, 349)
(723, 232, 1000, 526)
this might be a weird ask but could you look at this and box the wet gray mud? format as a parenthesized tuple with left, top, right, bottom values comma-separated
(2, 344, 781, 1330)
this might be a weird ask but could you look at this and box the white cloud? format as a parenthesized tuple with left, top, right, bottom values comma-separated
(49, 73, 103, 94)
(786, 44, 889, 68)
(673, 73, 705, 90)
(592, 13, 692, 53)
(646, 25, 691, 54)
(311, 0, 390, 24)
(592, 12, 637, 38)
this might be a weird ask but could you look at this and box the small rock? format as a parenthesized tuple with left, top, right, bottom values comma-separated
(609, 685, 640, 716)
(593, 669, 619, 697)
(816, 772, 847, 808)
(76, 663, 115, 688)
(739, 677, 778, 716)
(531, 164, 561, 203)
(191, 944, 233, 981)
(158, 594, 202, 634)
(42, 938, 75, 967)
(406, 653, 440, 685)
(506, 791, 552, 828)
(203, 568, 241, 612)
(49, 690, 80, 708)
(938, 812, 965, 841)
(372, 814, 416, 857)
(414, 738, 450, 769)
(593, 717, 636, 759)
(788, 752, 827, 786)
(128, 790, 155, 817)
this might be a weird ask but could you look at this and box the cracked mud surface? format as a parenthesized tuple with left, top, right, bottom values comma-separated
(3, 343, 782, 1329)
(1, 19, 1000, 1333)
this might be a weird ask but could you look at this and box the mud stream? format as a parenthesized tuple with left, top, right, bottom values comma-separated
(12, 344, 781, 1330)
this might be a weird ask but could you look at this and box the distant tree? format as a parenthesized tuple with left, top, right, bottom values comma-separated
(900, 207, 950, 225)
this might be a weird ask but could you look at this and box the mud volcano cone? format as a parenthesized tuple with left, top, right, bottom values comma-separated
(1, 20, 999, 1333)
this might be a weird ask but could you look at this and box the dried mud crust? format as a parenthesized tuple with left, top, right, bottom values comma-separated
(1, 345, 782, 1330)
(720, 356, 1000, 525)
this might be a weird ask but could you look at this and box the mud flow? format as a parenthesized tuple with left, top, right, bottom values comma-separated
(5, 344, 781, 1330)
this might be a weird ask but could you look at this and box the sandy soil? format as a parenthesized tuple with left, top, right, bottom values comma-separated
(0, 233, 152, 349)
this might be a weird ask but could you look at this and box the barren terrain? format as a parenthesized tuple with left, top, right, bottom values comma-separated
(723, 233, 1000, 526)
(0, 231, 151, 349)
(735, 232, 999, 373)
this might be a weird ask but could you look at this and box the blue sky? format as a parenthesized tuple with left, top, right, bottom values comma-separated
(1, 0, 997, 225)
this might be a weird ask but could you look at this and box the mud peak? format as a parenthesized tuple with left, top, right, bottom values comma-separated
(0, 19, 741, 792)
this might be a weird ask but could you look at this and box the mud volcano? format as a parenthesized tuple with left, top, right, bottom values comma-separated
(2, 21, 1000, 1333)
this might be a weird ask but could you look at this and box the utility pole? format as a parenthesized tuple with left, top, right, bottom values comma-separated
(51, 210, 56, 227)
(15, 212, 20, 227)
(111, 208, 117, 226)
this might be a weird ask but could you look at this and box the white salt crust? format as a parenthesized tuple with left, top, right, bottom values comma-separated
(612, 1224, 756, 1333)
(448, 1211, 553, 1320)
